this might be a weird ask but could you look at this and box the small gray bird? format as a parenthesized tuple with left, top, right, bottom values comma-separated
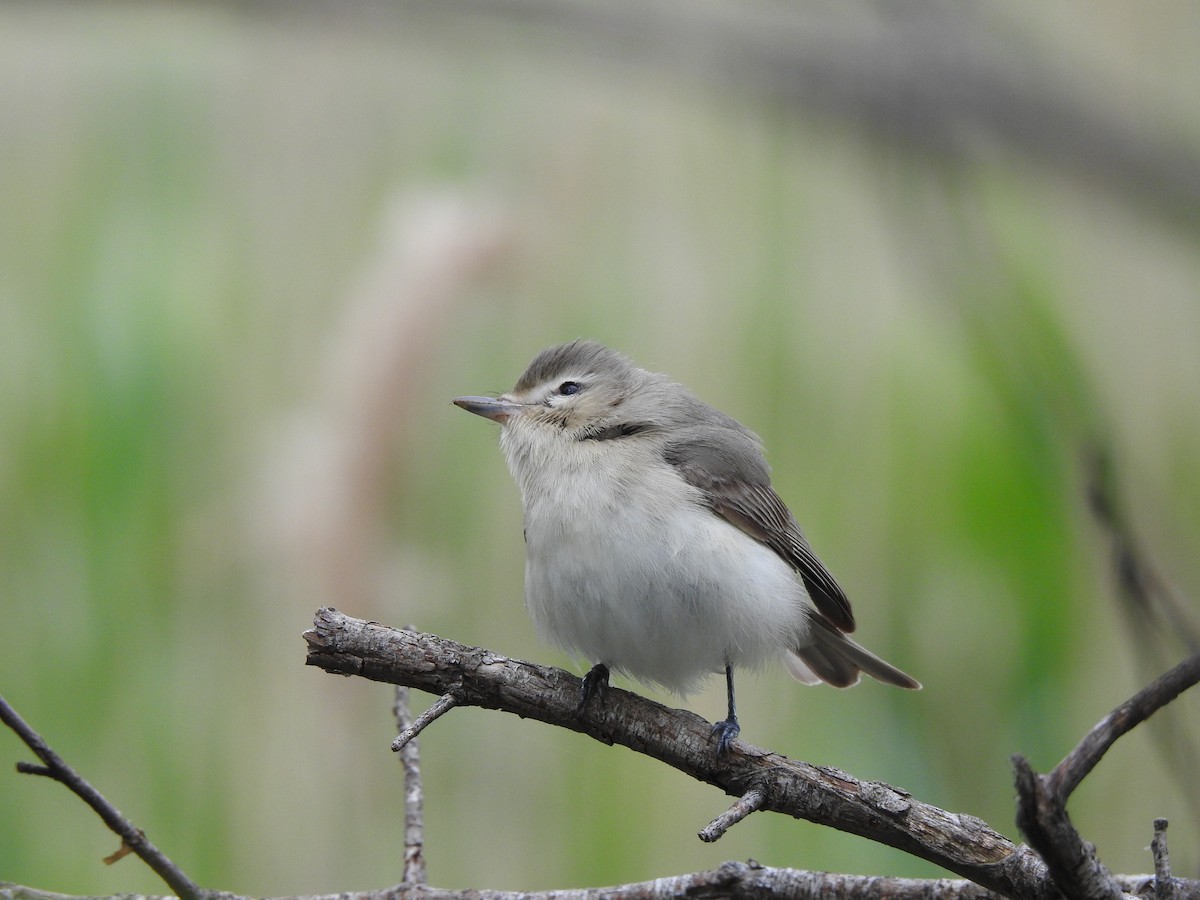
(455, 340, 918, 755)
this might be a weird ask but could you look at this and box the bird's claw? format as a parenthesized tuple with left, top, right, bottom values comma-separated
(577, 663, 610, 715)
(711, 717, 740, 757)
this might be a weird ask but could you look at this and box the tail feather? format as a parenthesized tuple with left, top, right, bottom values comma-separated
(787, 618, 920, 690)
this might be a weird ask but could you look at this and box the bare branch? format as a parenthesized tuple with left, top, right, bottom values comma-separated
(1046, 651, 1200, 801)
(0, 694, 206, 900)
(1012, 649, 1200, 900)
(3, 860, 1193, 900)
(1012, 755, 1124, 900)
(391, 691, 460, 753)
(1153, 819, 1173, 900)
(392, 686, 427, 885)
(304, 608, 1052, 899)
(7, 668, 1200, 900)
(698, 786, 766, 843)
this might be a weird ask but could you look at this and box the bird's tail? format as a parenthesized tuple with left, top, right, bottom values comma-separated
(785, 617, 920, 689)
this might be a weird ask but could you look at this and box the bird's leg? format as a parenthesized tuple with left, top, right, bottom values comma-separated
(577, 663, 610, 715)
(711, 663, 740, 756)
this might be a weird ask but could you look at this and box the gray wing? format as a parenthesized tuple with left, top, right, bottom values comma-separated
(662, 424, 856, 633)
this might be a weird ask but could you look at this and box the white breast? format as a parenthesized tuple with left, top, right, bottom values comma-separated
(501, 423, 810, 694)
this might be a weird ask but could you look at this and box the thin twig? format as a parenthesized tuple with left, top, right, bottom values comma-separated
(698, 786, 767, 842)
(391, 691, 459, 752)
(1045, 651, 1200, 800)
(392, 685, 427, 885)
(1153, 818, 1173, 900)
(0, 694, 206, 900)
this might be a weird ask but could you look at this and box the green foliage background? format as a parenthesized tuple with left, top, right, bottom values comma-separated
(2, 3, 1199, 894)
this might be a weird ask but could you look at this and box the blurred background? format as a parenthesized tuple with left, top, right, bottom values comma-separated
(3, 0, 1200, 894)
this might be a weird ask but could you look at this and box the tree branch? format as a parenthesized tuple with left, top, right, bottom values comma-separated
(1008, 652, 1200, 900)
(1153, 819, 1174, 900)
(1012, 755, 1124, 900)
(392, 685, 427, 886)
(6, 625, 1200, 900)
(1047, 651, 1200, 801)
(392, 691, 459, 752)
(303, 608, 1052, 899)
(0, 695, 209, 900)
(699, 786, 767, 843)
(0, 860, 1186, 900)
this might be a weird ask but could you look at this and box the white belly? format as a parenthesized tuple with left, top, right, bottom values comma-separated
(513, 439, 810, 694)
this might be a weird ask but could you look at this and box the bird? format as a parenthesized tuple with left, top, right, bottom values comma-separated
(454, 339, 918, 756)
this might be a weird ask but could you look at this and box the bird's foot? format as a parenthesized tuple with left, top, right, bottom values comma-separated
(577, 663, 610, 715)
(711, 717, 740, 757)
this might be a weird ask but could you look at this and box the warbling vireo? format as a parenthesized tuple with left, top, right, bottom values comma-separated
(455, 340, 919, 755)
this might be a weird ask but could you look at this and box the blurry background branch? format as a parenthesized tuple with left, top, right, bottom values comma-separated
(235, 0, 1200, 227)
(1084, 447, 1200, 830)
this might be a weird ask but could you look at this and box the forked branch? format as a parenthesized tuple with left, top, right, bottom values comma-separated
(1011, 650, 1200, 899)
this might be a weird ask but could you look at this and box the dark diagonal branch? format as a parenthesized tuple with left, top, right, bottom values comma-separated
(1047, 651, 1200, 800)
(1086, 447, 1200, 653)
(304, 608, 1053, 899)
(0, 695, 206, 900)
(1084, 445, 1200, 830)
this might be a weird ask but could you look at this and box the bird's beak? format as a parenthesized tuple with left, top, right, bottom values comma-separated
(453, 395, 525, 423)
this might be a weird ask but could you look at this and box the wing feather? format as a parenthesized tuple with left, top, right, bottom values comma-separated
(662, 425, 856, 633)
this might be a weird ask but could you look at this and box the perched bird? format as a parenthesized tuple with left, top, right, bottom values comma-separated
(455, 340, 918, 755)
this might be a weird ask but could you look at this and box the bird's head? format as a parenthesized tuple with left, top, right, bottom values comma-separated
(454, 340, 653, 440)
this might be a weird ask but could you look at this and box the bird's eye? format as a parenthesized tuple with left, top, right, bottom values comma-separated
(558, 381, 582, 396)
